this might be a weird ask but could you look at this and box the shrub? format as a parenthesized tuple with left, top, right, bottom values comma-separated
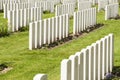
(43, 10, 50, 14)
(0, 25, 10, 37)
(0, 10, 3, 13)
(18, 26, 29, 32)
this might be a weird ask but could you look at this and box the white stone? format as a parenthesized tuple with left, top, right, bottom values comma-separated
(69, 55, 78, 80)
(8, 10, 12, 31)
(33, 74, 47, 80)
(75, 52, 83, 80)
(29, 22, 35, 50)
(61, 59, 71, 80)
(66, 14, 69, 37)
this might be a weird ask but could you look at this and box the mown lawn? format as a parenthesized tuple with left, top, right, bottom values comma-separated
(0, 7, 120, 80)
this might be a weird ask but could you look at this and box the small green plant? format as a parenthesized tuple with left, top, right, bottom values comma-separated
(43, 10, 50, 14)
(0, 26, 10, 37)
(0, 63, 8, 71)
(18, 26, 29, 32)
(0, 10, 3, 13)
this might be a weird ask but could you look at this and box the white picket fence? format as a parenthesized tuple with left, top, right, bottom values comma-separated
(105, 3, 119, 20)
(35, 1, 55, 12)
(33, 33, 114, 80)
(8, 7, 42, 32)
(55, 3, 75, 16)
(29, 14, 69, 50)
(3, 3, 34, 18)
(98, 0, 108, 12)
(73, 7, 96, 35)
(78, 1, 92, 11)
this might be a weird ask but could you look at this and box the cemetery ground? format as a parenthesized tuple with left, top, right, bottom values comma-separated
(0, 8, 120, 80)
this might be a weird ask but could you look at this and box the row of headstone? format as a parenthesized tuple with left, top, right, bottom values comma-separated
(98, 0, 118, 12)
(73, 7, 96, 35)
(78, 0, 97, 5)
(35, 1, 55, 13)
(98, 0, 108, 12)
(0, 0, 28, 10)
(29, 14, 69, 50)
(3, 3, 34, 18)
(8, 7, 42, 32)
(28, 0, 47, 3)
(33, 33, 114, 80)
(50, 0, 61, 4)
(0, 2, 3, 10)
(61, 33, 114, 80)
(105, 3, 119, 20)
(55, 3, 75, 16)
(109, 0, 118, 4)
(61, 0, 76, 4)
(78, 1, 92, 11)
(0, 0, 21, 3)
(28, 0, 60, 5)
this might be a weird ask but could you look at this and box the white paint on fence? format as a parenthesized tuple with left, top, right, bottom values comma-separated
(105, 3, 119, 20)
(33, 74, 47, 80)
(78, 1, 92, 11)
(55, 3, 75, 16)
(73, 7, 96, 35)
(8, 7, 42, 32)
(29, 14, 69, 50)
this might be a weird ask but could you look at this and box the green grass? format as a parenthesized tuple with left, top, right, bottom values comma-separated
(0, 8, 120, 80)
(0, 13, 9, 37)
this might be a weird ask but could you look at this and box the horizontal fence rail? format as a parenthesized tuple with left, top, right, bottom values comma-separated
(105, 3, 119, 20)
(73, 7, 96, 35)
(8, 7, 42, 32)
(29, 14, 69, 50)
